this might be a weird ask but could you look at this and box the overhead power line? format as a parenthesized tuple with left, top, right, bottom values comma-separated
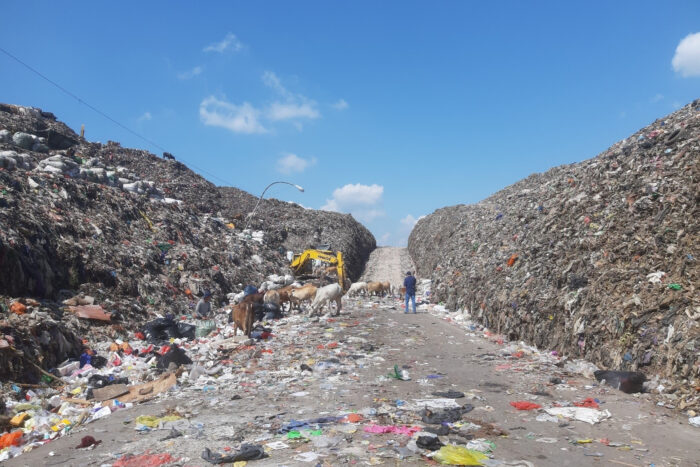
(0, 46, 235, 187)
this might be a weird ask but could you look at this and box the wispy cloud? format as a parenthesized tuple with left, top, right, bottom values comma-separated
(262, 71, 321, 123)
(203, 32, 244, 53)
(650, 93, 664, 103)
(138, 111, 152, 122)
(332, 99, 348, 110)
(672, 32, 700, 77)
(178, 66, 203, 80)
(395, 213, 425, 246)
(199, 96, 267, 134)
(276, 153, 317, 174)
(268, 102, 320, 121)
(321, 183, 385, 222)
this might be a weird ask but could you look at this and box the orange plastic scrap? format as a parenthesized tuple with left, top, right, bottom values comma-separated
(69, 305, 111, 322)
(506, 254, 519, 267)
(0, 430, 23, 448)
(10, 302, 27, 315)
(343, 413, 363, 423)
(510, 401, 542, 410)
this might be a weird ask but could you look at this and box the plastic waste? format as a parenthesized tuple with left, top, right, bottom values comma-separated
(433, 445, 488, 465)
(594, 370, 645, 394)
(201, 445, 267, 464)
(510, 401, 542, 410)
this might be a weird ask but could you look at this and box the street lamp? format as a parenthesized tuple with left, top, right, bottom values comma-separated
(243, 181, 305, 231)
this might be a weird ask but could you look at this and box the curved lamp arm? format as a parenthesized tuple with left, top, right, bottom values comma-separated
(243, 181, 304, 231)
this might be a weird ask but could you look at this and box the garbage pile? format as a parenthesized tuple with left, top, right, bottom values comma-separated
(409, 100, 700, 410)
(0, 102, 375, 384)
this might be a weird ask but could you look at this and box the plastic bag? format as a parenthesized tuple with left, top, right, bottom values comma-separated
(510, 401, 542, 410)
(195, 320, 216, 338)
(433, 445, 487, 465)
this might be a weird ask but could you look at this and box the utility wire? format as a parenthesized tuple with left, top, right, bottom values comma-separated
(0, 46, 235, 187)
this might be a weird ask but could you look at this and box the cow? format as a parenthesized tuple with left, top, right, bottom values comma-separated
(263, 290, 281, 306)
(290, 284, 317, 311)
(309, 283, 343, 316)
(241, 292, 264, 305)
(347, 281, 368, 297)
(163, 152, 175, 160)
(231, 302, 254, 337)
(274, 285, 296, 311)
(381, 281, 391, 296)
(366, 281, 384, 296)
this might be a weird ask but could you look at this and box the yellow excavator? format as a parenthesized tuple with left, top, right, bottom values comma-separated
(290, 249, 348, 291)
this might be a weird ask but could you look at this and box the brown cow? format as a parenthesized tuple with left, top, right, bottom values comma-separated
(366, 281, 384, 296)
(241, 292, 264, 305)
(231, 302, 254, 337)
(290, 284, 317, 311)
(275, 285, 295, 311)
(381, 281, 391, 296)
(263, 290, 280, 306)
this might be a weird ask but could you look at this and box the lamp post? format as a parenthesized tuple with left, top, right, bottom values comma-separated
(243, 181, 304, 231)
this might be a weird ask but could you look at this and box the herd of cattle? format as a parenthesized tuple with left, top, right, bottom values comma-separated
(229, 280, 395, 337)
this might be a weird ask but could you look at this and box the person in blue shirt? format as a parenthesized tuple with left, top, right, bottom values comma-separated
(403, 271, 417, 314)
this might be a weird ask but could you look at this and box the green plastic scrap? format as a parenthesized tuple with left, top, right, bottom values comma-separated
(668, 283, 682, 290)
(287, 430, 302, 439)
(387, 364, 409, 381)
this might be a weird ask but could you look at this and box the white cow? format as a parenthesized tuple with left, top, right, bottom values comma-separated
(309, 283, 343, 316)
(347, 281, 368, 297)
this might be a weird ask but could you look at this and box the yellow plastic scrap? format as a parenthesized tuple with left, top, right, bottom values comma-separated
(433, 445, 488, 465)
(576, 439, 593, 444)
(135, 415, 182, 428)
(10, 413, 30, 427)
(139, 210, 155, 231)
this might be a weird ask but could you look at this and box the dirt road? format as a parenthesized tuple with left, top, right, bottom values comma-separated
(6, 249, 698, 466)
(360, 246, 415, 289)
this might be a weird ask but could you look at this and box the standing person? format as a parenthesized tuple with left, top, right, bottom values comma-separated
(403, 271, 417, 314)
(195, 290, 212, 318)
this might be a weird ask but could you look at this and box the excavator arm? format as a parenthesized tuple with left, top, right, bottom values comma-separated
(290, 249, 347, 291)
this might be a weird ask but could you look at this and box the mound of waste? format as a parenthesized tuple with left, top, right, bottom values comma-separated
(0, 102, 375, 382)
(409, 100, 699, 409)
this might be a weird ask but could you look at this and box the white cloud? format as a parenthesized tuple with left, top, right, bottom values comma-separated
(321, 183, 385, 222)
(199, 96, 267, 134)
(262, 71, 320, 123)
(203, 32, 244, 53)
(394, 213, 425, 246)
(268, 102, 320, 120)
(137, 111, 152, 122)
(380, 233, 391, 243)
(262, 71, 290, 98)
(276, 153, 317, 174)
(400, 214, 424, 228)
(332, 99, 348, 110)
(650, 93, 664, 103)
(672, 32, 700, 77)
(178, 66, 203, 80)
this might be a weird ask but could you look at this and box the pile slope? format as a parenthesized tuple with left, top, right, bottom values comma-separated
(0, 103, 374, 380)
(409, 101, 699, 404)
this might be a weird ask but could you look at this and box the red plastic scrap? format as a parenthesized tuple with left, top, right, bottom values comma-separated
(573, 397, 599, 409)
(510, 401, 542, 411)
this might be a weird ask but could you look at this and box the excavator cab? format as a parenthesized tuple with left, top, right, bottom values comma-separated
(290, 249, 348, 291)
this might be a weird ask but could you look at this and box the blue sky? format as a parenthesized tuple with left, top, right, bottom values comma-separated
(1, 2, 699, 246)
